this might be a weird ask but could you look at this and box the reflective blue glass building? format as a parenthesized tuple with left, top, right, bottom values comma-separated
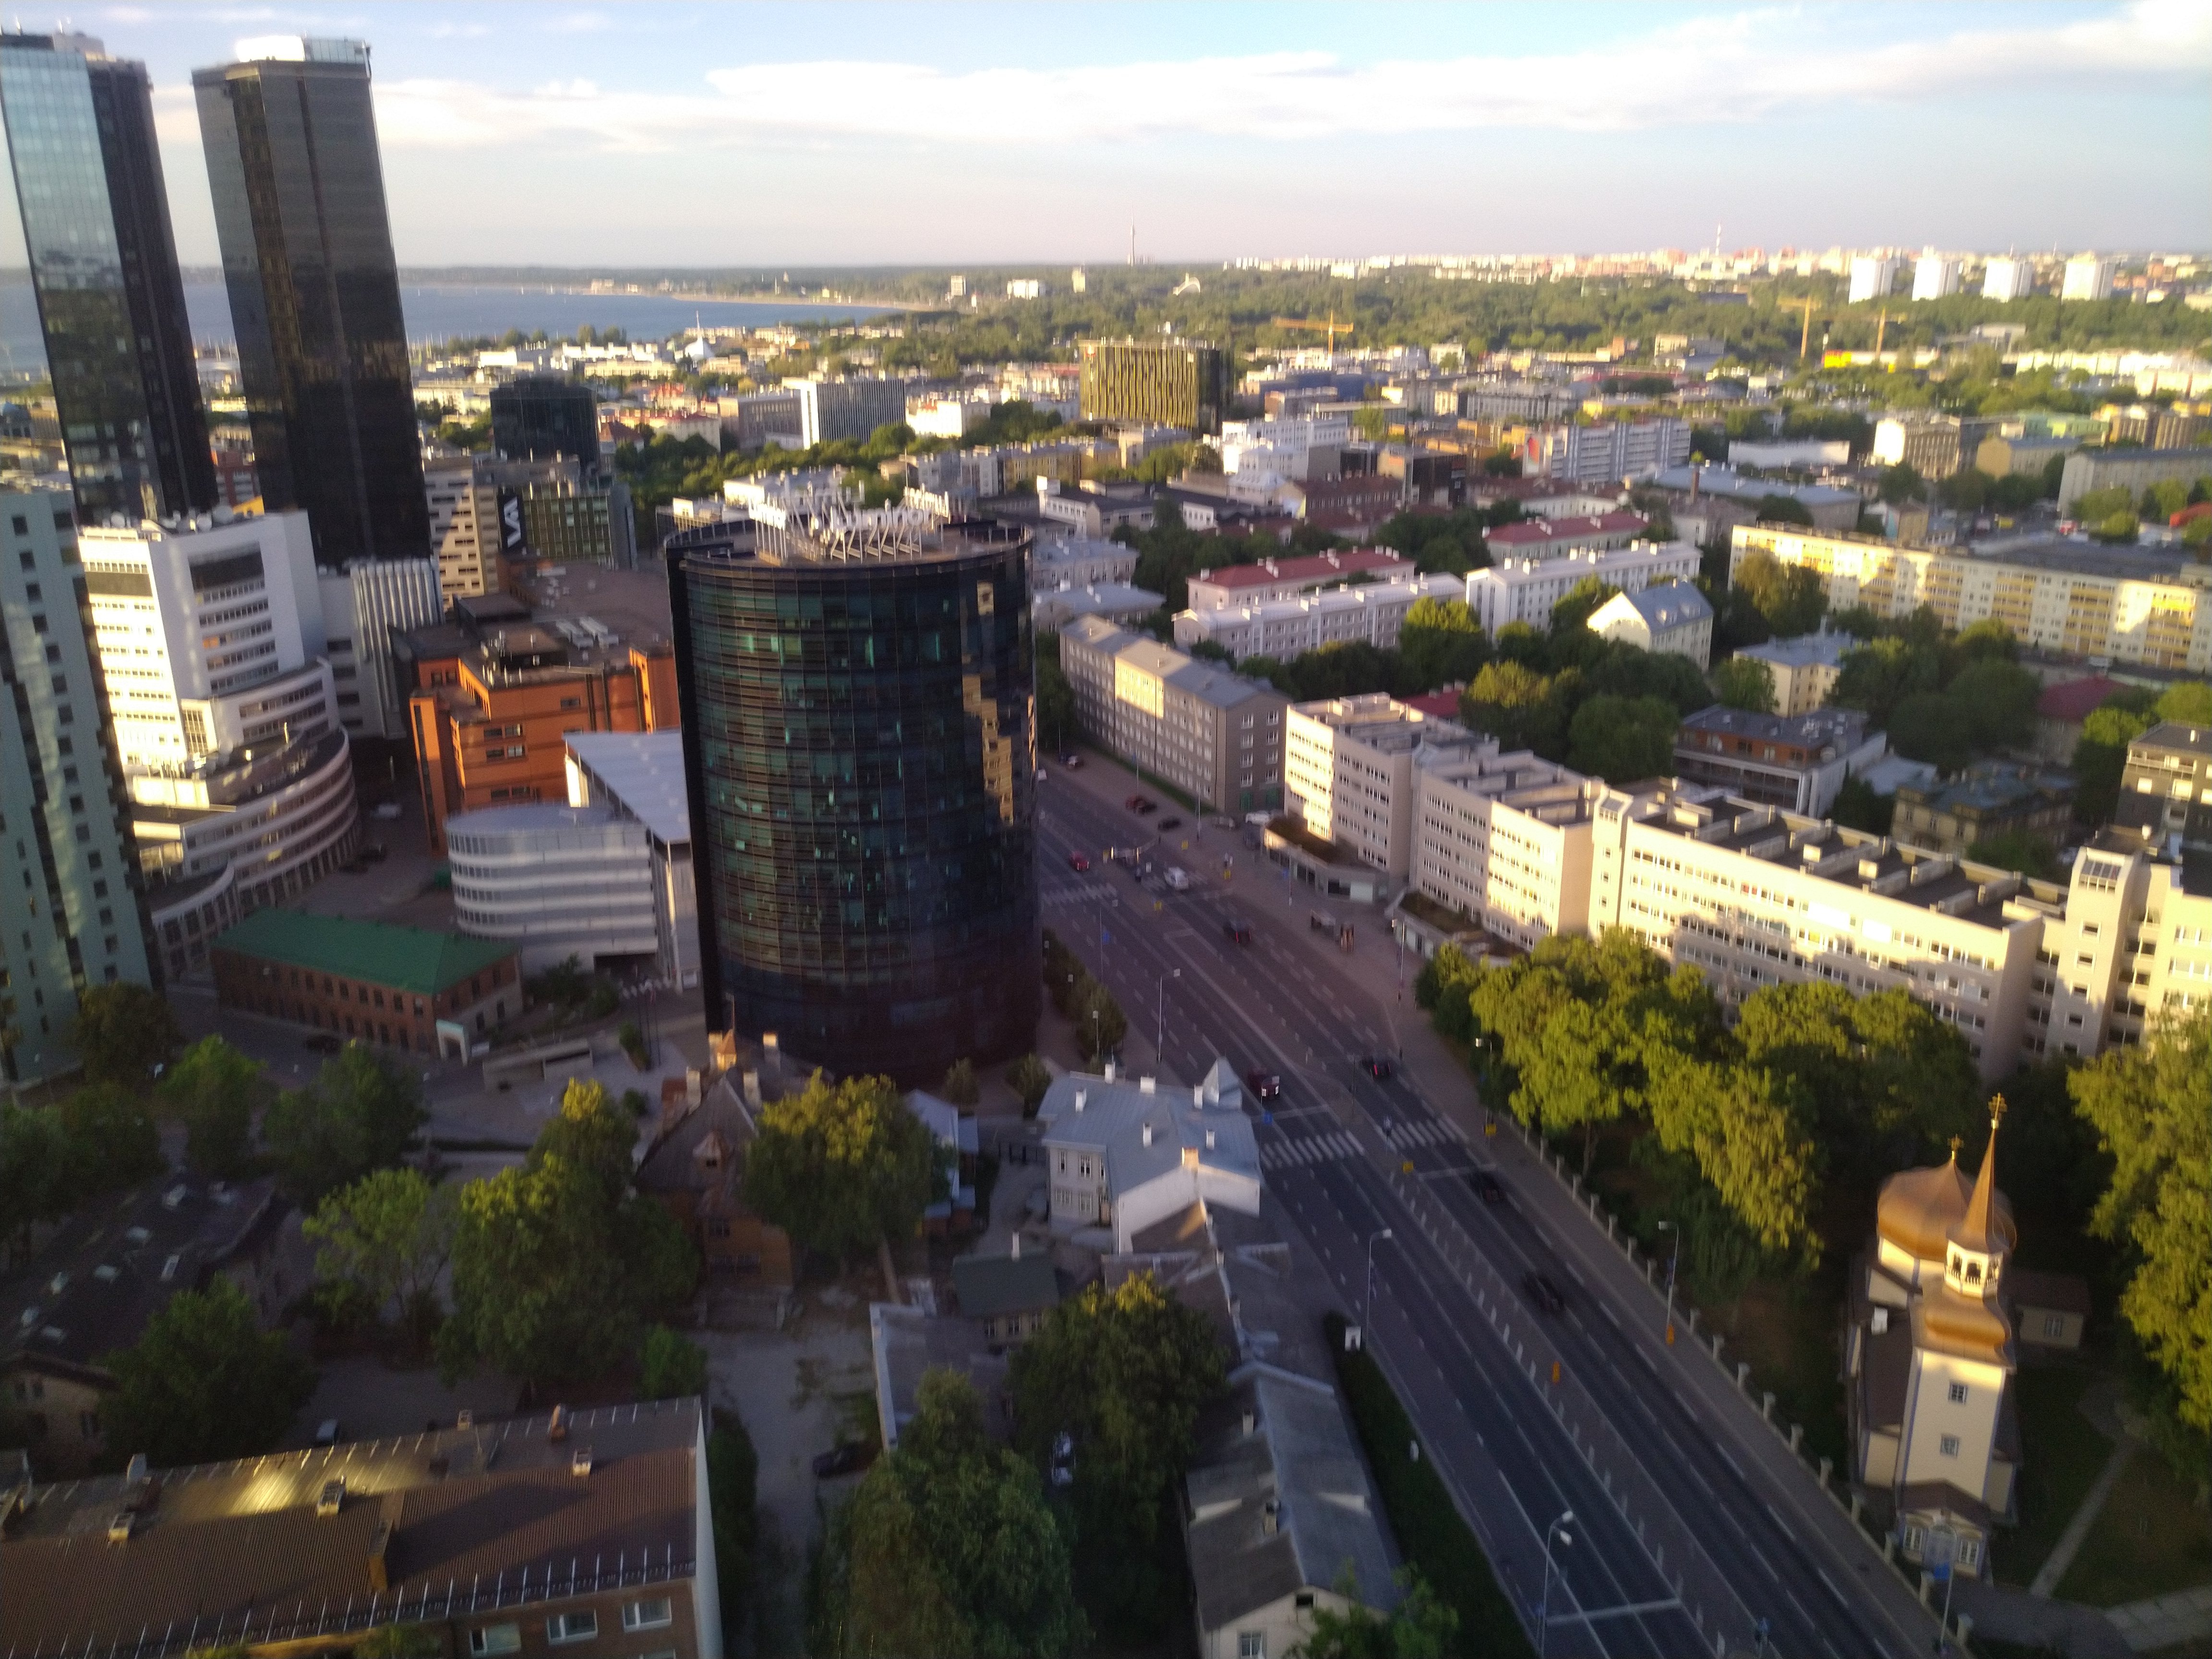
(0, 33, 216, 526)
(669, 508, 1040, 1084)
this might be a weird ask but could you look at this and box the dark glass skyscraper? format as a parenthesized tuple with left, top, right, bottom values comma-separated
(492, 374, 600, 482)
(670, 510, 1040, 1085)
(0, 33, 216, 526)
(193, 39, 427, 566)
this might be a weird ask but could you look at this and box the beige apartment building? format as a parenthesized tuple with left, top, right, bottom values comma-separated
(1286, 695, 1482, 878)
(1412, 749, 1601, 950)
(1730, 526, 2212, 673)
(1734, 629, 1854, 716)
(1059, 615, 1287, 815)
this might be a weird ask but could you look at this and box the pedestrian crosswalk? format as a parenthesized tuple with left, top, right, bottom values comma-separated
(1382, 1118, 1469, 1150)
(1041, 879, 1121, 908)
(1260, 1131, 1363, 1170)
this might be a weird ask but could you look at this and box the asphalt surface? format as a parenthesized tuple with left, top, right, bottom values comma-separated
(1039, 767, 1930, 1659)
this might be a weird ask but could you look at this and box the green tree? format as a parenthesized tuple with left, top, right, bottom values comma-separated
(1566, 693, 1678, 783)
(68, 981, 182, 1087)
(0, 1102, 65, 1256)
(1461, 660, 1571, 757)
(441, 1079, 697, 1388)
(2073, 486, 2134, 522)
(708, 1411, 760, 1647)
(1730, 548, 1827, 637)
(2071, 1012, 2211, 1434)
(101, 1278, 315, 1466)
(1006, 1053, 1053, 1117)
(262, 1044, 428, 1207)
(638, 1324, 710, 1400)
(1829, 772, 1895, 835)
(1712, 655, 1777, 713)
(1292, 1568, 1460, 1659)
(1549, 576, 1620, 636)
(1645, 1053, 1820, 1259)
(2155, 681, 2212, 726)
(352, 1627, 440, 1659)
(1965, 830, 2059, 880)
(1035, 641, 1077, 755)
(1946, 658, 2042, 751)
(1751, 493, 1815, 528)
(1011, 1274, 1225, 1636)
(1395, 596, 1488, 691)
(1876, 463, 1926, 504)
(2071, 700, 2157, 823)
(303, 1167, 457, 1346)
(161, 1035, 262, 1179)
(1073, 979, 1128, 1064)
(744, 1071, 941, 1262)
(1887, 692, 1973, 772)
(2090, 511, 2140, 544)
(937, 1058, 980, 1107)
(56, 1082, 164, 1205)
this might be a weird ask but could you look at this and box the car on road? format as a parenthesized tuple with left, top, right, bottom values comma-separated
(1245, 1070, 1282, 1099)
(1125, 794, 1157, 814)
(1067, 852, 1091, 872)
(1522, 1270, 1566, 1314)
(1469, 1169, 1506, 1204)
(1060, 754, 1082, 769)
(811, 1442, 874, 1479)
(1157, 816, 1182, 831)
(1223, 920, 1251, 945)
(313, 1418, 342, 1446)
(303, 1033, 343, 1054)
(1163, 867, 1190, 891)
(1359, 1056, 1394, 1081)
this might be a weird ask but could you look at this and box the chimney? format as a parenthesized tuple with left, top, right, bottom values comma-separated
(1262, 1498, 1281, 1536)
(1193, 1083, 1205, 1107)
(1142, 1122, 1154, 1147)
(1074, 1089, 1086, 1113)
(1011, 1232, 1022, 1261)
(1205, 1129, 1217, 1150)
(1140, 1075, 1156, 1095)
(1241, 1408, 1257, 1437)
(1103, 1060, 1116, 1082)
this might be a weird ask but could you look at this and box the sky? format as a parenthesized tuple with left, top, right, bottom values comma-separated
(1, 1, 2207, 268)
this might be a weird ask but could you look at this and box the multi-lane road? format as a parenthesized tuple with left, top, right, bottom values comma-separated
(1038, 768, 1940, 1659)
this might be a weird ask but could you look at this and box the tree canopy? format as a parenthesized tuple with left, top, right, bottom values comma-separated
(262, 1044, 427, 1207)
(743, 1070, 942, 1263)
(101, 1278, 316, 1466)
(68, 982, 182, 1088)
(1712, 655, 1777, 713)
(304, 1166, 457, 1345)
(1565, 693, 1678, 784)
(161, 1035, 262, 1179)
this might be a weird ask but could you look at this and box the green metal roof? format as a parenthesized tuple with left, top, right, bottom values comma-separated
(212, 908, 516, 996)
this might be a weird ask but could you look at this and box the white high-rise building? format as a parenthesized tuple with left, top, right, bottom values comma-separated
(1849, 255, 1900, 303)
(1981, 257, 2035, 302)
(81, 512, 332, 769)
(1911, 255, 1961, 301)
(2062, 255, 2116, 302)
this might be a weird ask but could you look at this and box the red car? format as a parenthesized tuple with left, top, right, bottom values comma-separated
(1068, 852, 1091, 872)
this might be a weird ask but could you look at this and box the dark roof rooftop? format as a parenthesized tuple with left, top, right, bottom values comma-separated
(1677, 704, 1868, 748)
(1191, 549, 1408, 591)
(212, 909, 516, 995)
(0, 1400, 703, 1659)
(2131, 720, 2212, 759)
(2036, 676, 2127, 724)
(950, 1251, 1059, 1320)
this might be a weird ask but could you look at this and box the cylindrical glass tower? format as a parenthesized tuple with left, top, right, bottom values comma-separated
(669, 513, 1039, 1084)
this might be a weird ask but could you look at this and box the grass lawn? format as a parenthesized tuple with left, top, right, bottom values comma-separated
(1325, 1313, 1535, 1659)
(1997, 1365, 2113, 1587)
(2056, 1442, 2212, 1606)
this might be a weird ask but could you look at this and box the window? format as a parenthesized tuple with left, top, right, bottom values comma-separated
(1938, 1434, 1960, 1458)
(2042, 1313, 2066, 1339)
(623, 1599, 673, 1632)
(546, 1612, 598, 1645)
(1958, 1539, 1981, 1568)
(1239, 1635, 1267, 1659)
(1948, 1382, 1968, 1405)
(469, 1626, 522, 1656)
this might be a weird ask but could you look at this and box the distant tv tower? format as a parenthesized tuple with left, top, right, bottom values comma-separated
(1130, 224, 1136, 265)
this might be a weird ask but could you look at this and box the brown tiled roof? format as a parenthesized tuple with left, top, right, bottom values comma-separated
(2006, 1269, 2092, 1317)
(0, 1401, 702, 1657)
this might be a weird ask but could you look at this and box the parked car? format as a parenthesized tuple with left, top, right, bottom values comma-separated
(1157, 816, 1182, 831)
(1068, 852, 1091, 872)
(1135, 798, 1158, 816)
(1522, 1271, 1566, 1315)
(1360, 1056, 1394, 1081)
(1469, 1170, 1506, 1205)
(1223, 920, 1252, 945)
(1163, 867, 1190, 891)
(812, 1442, 875, 1479)
(1245, 1070, 1282, 1100)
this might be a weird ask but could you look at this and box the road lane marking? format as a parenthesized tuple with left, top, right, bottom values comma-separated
(1765, 1503, 1797, 1544)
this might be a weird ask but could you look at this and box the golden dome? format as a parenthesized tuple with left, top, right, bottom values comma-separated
(1877, 1148, 2015, 1264)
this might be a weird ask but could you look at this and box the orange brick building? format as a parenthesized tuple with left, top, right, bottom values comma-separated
(397, 598, 677, 854)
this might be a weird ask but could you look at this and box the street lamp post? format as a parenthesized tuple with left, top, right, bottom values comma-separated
(1364, 1226, 1394, 1327)
(1657, 1219, 1683, 1344)
(1537, 1509, 1575, 1659)
(1155, 969, 1180, 1067)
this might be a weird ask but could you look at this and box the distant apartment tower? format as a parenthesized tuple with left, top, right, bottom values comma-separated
(1911, 255, 1961, 301)
(1079, 339, 1226, 435)
(1982, 257, 2035, 302)
(789, 376, 907, 447)
(0, 488, 157, 1086)
(195, 38, 429, 566)
(491, 374, 600, 481)
(1848, 256, 1900, 303)
(0, 33, 216, 526)
(2061, 255, 2116, 302)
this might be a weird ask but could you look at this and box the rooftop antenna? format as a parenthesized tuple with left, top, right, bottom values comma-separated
(1129, 224, 1135, 266)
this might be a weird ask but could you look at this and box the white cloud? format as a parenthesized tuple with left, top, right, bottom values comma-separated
(358, 1, 2212, 153)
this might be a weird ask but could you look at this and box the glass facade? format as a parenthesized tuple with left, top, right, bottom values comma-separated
(1078, 339, 1226, 434)
(0, 34, 215, 525)
(670, 523, 1040, 1084)
(194, 48, 427, 567)
(493, 375, 601, 481)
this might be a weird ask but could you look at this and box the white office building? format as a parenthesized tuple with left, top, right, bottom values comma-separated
(1463, 540, 1701, 634)
(1911, 255, 1961, 301)
(1285, 694, 1485, 880)
(1523, 417, 1692, 486)
(1849, 255, 1901, 303)
(446, 802, 658, 974)
(81, 512, 332, 769)
(129, 727, 359, 914)
(1219, 414, 1349, 483)
(1981, 257, 2036, 302)
(565, 730, 698, 990)
(1175, 572, 1463, 660)
(789, 376, 909, 446)
(2061, 255, 2116, 302)
(1410, 749, 1601, 950)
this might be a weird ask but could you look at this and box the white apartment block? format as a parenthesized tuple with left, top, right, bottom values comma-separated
(1411, 749, 1600, 950)
(907, 397, 993, 440)
(1734, 629, 1854, 717)
(1729, 526, 2212, 674)
(1911, 255, 1961, 301)
(1587, 581, 1714, 668)
(1982, 257, 2036, 302)
(789, 375, 908, 446)
(1035, 534, 1138, 589)
(1174, 571, 1463, 660)
(1285, 694, 1484, 879)
(1464, 540, 1701, 635)
(1219, 413, 1350, 482)
(1523, 417, 1692, 485)
(2061, 256, 2116, 302)
(1849, 256, 1900, 304)
(81, 512, 334, 769)
(1186, 549, 1415, 612)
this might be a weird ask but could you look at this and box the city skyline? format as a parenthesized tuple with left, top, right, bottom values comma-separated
(0, 1, 2199, 270)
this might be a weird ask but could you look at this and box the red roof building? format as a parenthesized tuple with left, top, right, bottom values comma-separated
(1184, 547, 1414, 610)
(1485, 511, 1649, 561)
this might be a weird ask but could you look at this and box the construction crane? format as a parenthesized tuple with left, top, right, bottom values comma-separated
(1271, 312, 1354, 350)
(1781, 295, 1819, 360)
